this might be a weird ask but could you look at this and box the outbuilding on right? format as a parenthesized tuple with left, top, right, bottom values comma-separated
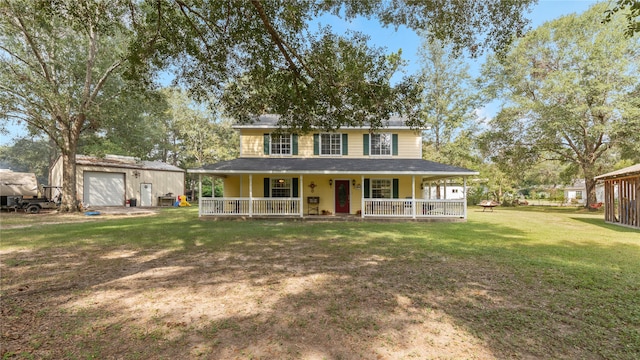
(595, 164, 640, 229)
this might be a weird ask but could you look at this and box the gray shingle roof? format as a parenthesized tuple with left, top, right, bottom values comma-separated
(76, 155, 184, 172)
(188, 157, 477, 178)
(232, 114, 413, 129)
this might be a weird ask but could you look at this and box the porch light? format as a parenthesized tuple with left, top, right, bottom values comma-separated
(329, 179, 333, 187)
(352, 179, 356, 187)
(277, 178, 285, 184)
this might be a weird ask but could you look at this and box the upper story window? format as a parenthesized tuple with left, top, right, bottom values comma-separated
(314, 133, 347, 156)
(270, 134, 291, 155)
(371, 133, 392, 156)
(320, 133, 342, 155)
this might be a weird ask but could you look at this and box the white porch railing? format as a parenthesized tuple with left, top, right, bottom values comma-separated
(363, 199, 466, 218)
(199, 197, 466, 218)
(252, 198, 300, 215)
(200, 197, 300, 216)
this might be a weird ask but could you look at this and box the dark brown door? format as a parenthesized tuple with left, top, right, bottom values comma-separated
(335, 180, 350, 213)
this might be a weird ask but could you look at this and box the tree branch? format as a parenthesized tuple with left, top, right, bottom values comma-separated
(249, 0, 312, 82)
(11, 13, 53, 84)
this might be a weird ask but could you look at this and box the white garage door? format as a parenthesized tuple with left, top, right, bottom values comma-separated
(83, 172, 125, 206)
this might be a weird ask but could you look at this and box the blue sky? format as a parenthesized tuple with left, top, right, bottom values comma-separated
(0, 0, 600, 146)
(317, 0, 600, 77)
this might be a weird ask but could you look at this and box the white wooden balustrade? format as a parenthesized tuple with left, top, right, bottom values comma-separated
(199, 197, 466, 218)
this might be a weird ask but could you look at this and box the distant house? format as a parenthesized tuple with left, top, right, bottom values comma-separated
(51, 155, 185, 207)
(563, 180, 586, 204)
(187, 115, 479, 220)
(595, 164, 640, 229)
(563, 180, 604, 205)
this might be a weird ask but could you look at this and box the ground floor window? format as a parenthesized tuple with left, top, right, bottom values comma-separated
(271, 178, 291, 197)
(371, 179, 392, 198)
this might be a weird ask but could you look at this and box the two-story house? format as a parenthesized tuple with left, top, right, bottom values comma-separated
(187, 115, 478, 220)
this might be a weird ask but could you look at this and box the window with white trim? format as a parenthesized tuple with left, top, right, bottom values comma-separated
(270, 134, 291, 155)
(320, 133, 342, 155)
(371, 179, 392, 198)
(370, 133, 392, 156)
(271, 178, 291, 197)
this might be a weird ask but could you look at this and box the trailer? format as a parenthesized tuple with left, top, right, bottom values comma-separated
(0, 170, 60, 213)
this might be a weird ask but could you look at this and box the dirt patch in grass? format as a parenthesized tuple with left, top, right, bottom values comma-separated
(1, 240, 505, 359)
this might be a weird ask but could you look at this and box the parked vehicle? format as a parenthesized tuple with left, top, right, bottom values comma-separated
(0, 170, 60, 213)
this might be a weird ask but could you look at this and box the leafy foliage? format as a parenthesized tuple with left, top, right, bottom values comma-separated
(480, 3, 640, 206)
(159, 88, 238, 168)
(603, 0, 640, 37)
(0, 137, 52, 185)
(0, 0, 143, 210)
(134, 0, 535, 131)
(417, 35, 481, 169)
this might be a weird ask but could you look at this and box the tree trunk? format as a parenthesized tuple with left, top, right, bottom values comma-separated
(59, 151, 79, 212)
(581, 161, 599, 210)
(58, 119, 82, 212)
(584, 176, 598, 210)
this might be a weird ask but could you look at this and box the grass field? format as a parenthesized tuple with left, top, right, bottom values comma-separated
(1, 207, 639, 359)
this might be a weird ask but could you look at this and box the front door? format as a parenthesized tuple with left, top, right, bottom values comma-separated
(334, 180, 350, 214)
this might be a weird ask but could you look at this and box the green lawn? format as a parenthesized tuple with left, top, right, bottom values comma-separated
(1, 207, 639, 359)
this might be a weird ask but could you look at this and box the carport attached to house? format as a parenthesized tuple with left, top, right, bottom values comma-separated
(83, 171, 125, 206)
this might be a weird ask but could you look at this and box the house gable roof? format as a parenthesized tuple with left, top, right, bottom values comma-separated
(188, 157, 478, 180)
(595, 164, 640, 181)
(232, 114, 416, 130)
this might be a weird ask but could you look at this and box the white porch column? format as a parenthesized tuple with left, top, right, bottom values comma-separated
(463, 177, 468, 220)
(361, 175, 365, 218)
(300, 175, 304, 218)
(443, 180, 447, 199)
(412, 176, 416, 219)
(249, 174, 253, 218)
(198, 174, 202, 217)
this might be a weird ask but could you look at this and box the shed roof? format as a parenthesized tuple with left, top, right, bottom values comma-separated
(188, 157, 477, 180)
(232, 114, 416, 130)
(595, 164, 640, 180)
(76, 155, 184, 172)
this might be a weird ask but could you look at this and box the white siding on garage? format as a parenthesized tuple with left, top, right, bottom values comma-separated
(83, 172, 125, 206)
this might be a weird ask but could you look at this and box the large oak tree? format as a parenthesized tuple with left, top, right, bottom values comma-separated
(480, 3, 640, 207)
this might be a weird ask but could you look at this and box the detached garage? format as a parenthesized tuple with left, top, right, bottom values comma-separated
(51, 155, 185, 207)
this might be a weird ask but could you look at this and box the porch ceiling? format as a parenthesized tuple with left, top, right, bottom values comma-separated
(187, 157, 478, 178)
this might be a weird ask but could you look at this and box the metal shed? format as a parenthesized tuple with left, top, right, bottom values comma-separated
(51, 155, 186, 207)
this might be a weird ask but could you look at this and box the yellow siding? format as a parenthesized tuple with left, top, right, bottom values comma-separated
(240, 130, 266, 157)
(239, 129, 422, 159)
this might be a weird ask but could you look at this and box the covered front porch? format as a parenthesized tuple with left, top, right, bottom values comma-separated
(197, 192, 467, 219)
(189, 157, 478, 220)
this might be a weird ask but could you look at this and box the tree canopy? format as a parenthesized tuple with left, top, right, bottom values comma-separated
(480, 3, 640, 207)
(417, 35, 480, 169)
(133, 0, 535, 130)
